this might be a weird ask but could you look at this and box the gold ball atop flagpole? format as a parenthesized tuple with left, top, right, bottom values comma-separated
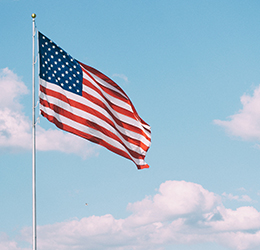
(31, 13, 36, 18)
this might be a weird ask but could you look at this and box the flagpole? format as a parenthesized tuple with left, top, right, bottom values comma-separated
(31, 13, 37, 250)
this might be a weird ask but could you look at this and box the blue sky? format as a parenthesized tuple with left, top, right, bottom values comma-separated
(1, 1, 260, 249)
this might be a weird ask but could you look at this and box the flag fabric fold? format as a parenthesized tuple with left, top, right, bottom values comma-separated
(38, 32, 151, 169)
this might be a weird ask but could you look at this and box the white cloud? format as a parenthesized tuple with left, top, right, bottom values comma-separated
(112, 74, 129, 83)
(0, 68, 28, 110)
(36, 126, 98, 158)
(0, 68, 31, 150)
(216, 231, 260, 250)
(214, 84, 260, 141)
(6, 180, 260, 250)
(0, 232, 30, 250)
(238, 187, 247, 192)
(0, 68, 97, 157)
(125, 180, 220, 226)
(0, 108, 31, 150)
(222, 192, 252, 202)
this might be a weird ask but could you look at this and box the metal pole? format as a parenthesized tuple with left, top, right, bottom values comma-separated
(31, 13, 37, 250)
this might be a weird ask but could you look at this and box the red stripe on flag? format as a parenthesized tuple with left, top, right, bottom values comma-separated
(40, 109, 148, 169)
(40, 98, 147, 160)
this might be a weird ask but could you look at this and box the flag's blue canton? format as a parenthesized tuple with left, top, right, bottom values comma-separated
(39, 32, 83, 96)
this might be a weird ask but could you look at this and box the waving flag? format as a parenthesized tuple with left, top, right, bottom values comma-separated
(38, 32, 151, 169)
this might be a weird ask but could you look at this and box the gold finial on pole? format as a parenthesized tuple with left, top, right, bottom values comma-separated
(31, 13, 36, 19)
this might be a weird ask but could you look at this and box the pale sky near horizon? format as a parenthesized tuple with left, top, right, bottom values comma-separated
(1, 1, 260, 250)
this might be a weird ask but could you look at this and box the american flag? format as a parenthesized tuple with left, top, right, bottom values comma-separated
(38, 32, 151, 169)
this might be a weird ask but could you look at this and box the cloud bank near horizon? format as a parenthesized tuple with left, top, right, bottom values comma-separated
(1, 180, 260, 250)
(0, 68, 97, 158)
